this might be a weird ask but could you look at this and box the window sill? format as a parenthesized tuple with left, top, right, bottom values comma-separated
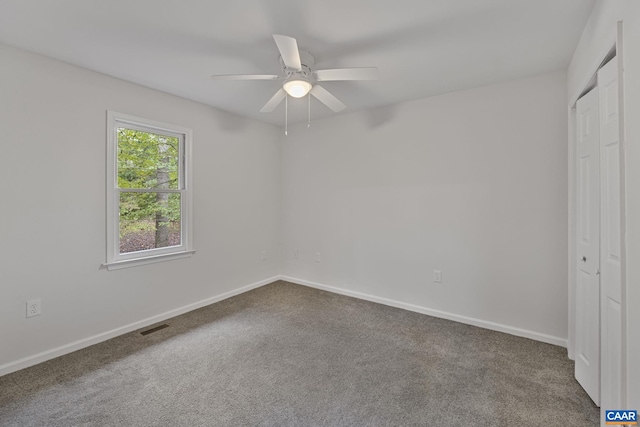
(102, 250, 196, 271)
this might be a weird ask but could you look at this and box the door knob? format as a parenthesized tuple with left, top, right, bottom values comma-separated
(582, 256, 587, 262)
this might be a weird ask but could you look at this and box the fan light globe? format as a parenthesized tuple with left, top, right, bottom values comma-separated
(283, 80, 312, 98)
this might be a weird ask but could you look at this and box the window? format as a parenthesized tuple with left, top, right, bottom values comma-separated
(105, 111, 193, 270)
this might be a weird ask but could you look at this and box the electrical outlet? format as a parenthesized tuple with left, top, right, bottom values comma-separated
(433, 270, 442, 283)
(26, 299, 41, 318)
(314, 252, 321, 263)
(261, 250, 267, 261)
(293, 249, 299, 259)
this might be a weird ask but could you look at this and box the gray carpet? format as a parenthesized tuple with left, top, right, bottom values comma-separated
(0, 281, 598, 426)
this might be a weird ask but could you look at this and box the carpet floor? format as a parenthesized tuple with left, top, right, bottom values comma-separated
(0, 281, 599, 426)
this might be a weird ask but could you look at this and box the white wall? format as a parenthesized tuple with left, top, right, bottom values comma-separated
(568, 0, 640, 411)
(281, 71, 568, 344)
(0, 43, 281, 373)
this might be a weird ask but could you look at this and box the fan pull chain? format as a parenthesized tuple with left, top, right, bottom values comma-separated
(308, 93, 311, 128)
(285, 93, 288, 136)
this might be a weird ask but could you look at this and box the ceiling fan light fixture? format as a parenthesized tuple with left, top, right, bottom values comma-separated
(283, 79, 312, 98)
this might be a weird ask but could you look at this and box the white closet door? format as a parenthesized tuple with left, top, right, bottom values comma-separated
(598, 56, 622, 410)
(575, 86, 601, 406)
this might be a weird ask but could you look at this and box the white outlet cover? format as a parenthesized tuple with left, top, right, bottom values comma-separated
(26, 299, 42, 317)
(314, 252, 321, 263)
(433, 270, 442, 283)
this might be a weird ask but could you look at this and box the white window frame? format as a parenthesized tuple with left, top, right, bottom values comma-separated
(104, 111, 194, 270)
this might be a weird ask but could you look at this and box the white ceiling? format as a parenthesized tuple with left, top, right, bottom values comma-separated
(0, 0, 594, 126)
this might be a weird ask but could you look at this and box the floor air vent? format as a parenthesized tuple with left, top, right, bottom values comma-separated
(140, 324, 170, 336)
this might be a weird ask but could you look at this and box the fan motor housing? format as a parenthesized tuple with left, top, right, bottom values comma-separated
(280, 51, 314, 80)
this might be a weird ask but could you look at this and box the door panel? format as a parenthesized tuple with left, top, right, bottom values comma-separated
(575, 86, 600, 405)
(603, 297, 622, 408)
(598, 56, 622, 410)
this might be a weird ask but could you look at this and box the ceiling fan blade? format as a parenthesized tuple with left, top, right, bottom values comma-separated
(273, 34, 302, 71)
(211, 74, 279, 80)
(310, 85, 346, 112)
(260, 88, 286, 113)
(314, 67, 379, 81)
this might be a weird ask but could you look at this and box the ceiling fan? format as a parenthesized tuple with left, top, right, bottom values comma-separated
(211, 35, 378, 116)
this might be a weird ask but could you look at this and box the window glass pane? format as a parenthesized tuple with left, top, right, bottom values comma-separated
(119, 192, 181, 254)
(117, 128, 180, 190)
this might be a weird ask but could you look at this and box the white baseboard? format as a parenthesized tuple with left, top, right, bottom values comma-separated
(279, 275, 568, 348)
(0, 276, 280, 377)
(1, 274, 567, 377)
